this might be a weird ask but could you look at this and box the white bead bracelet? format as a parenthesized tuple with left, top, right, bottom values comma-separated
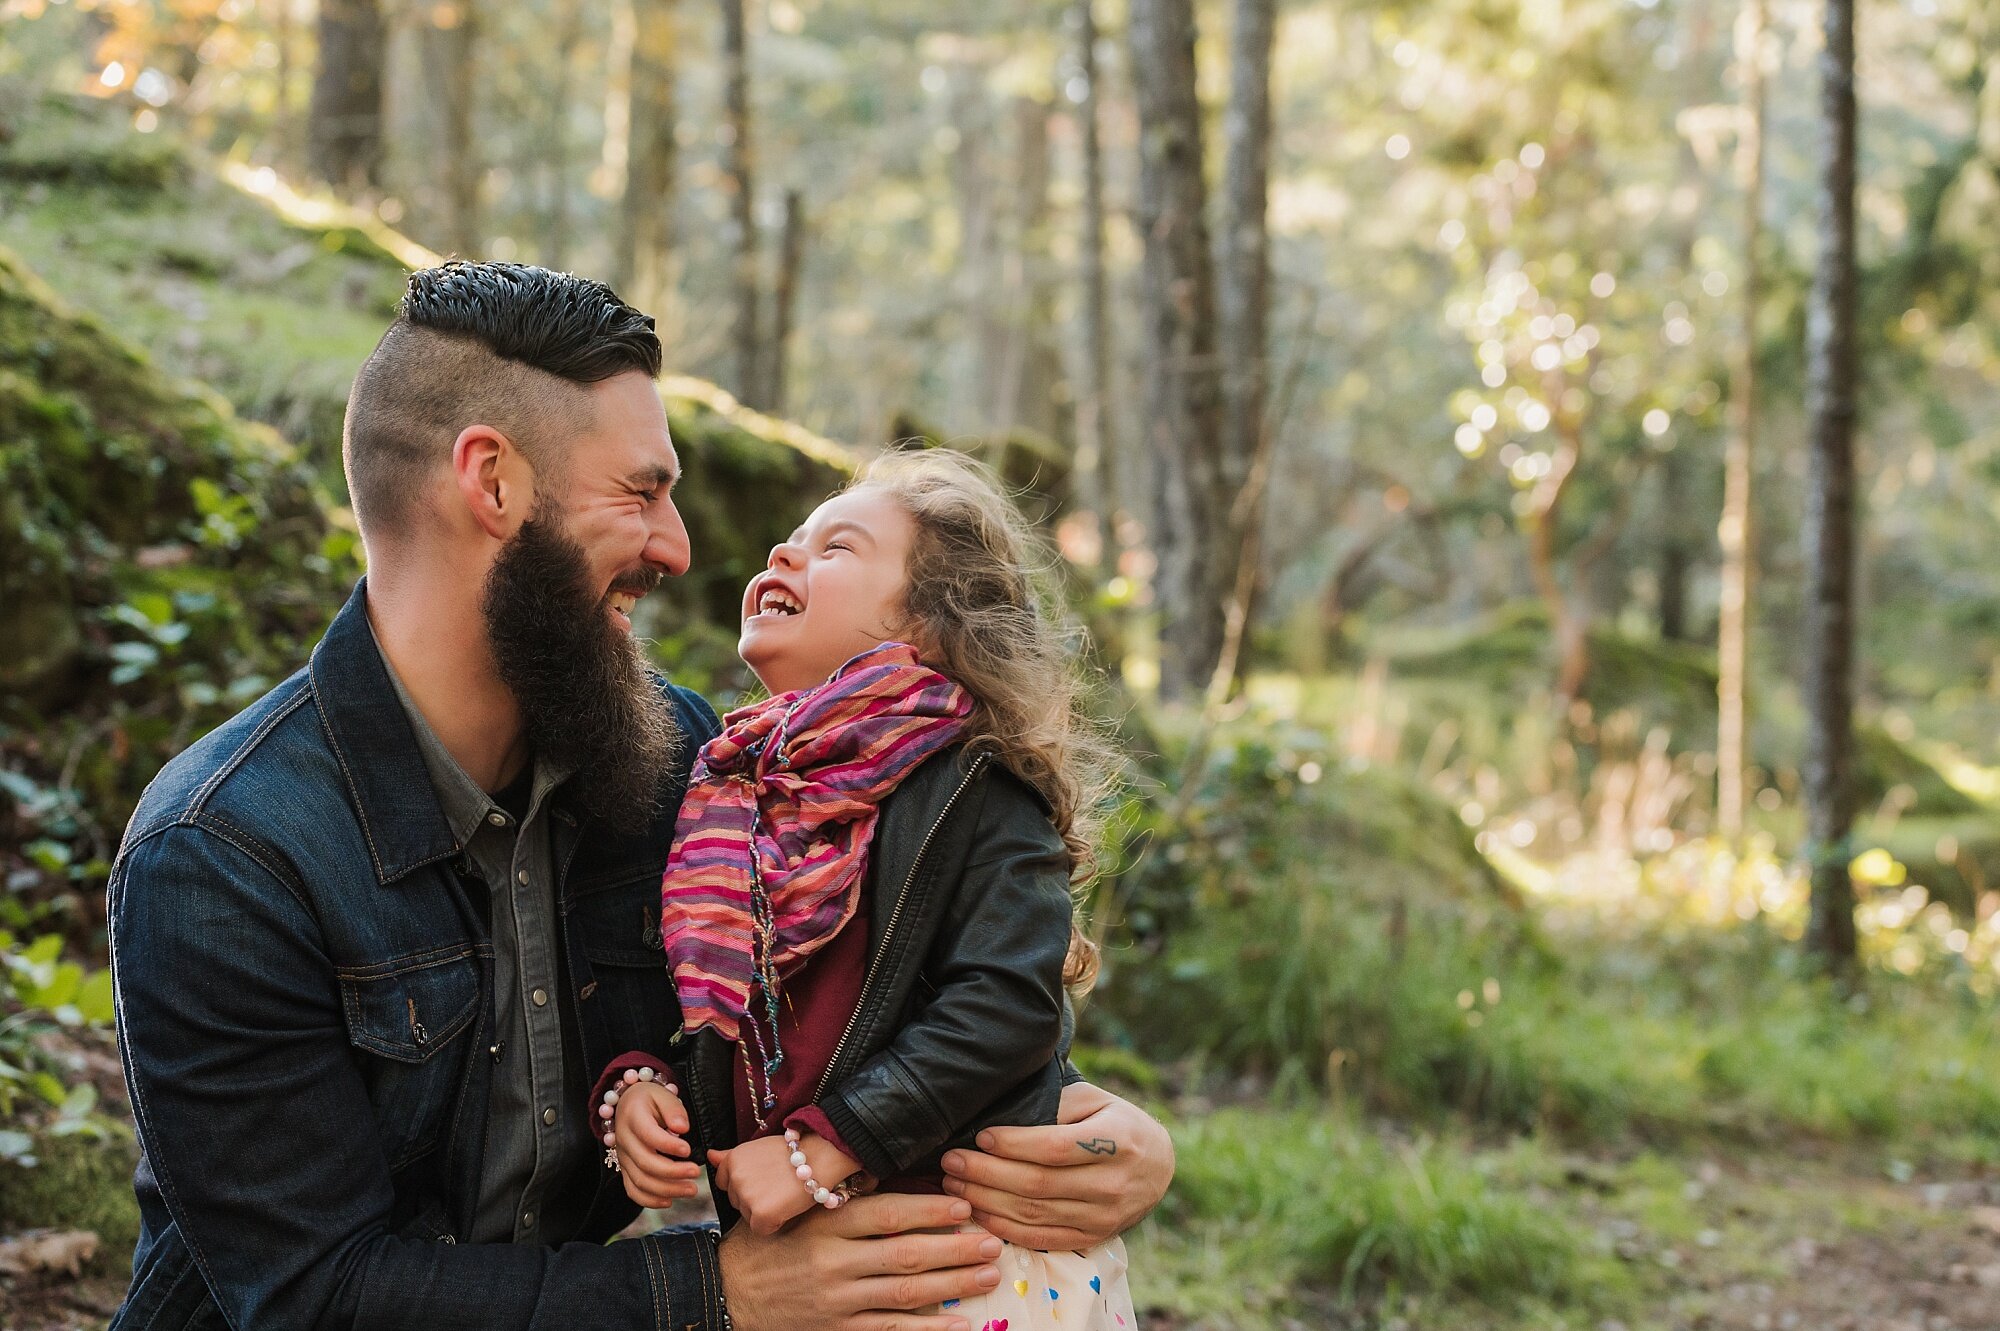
(601, 1065, 679, 1173)
(783, 1126, 862, 1209)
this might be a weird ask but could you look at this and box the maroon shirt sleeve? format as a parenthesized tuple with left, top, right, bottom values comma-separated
(781, 1104, 863, 1171)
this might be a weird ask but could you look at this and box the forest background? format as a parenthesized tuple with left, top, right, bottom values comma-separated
(3, 0, 2000, 1326)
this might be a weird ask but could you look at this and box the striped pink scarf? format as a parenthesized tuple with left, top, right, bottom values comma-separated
(660, 642, 972, 1043)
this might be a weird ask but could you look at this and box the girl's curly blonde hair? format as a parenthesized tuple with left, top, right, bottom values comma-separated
(852, 447, 1119, 991)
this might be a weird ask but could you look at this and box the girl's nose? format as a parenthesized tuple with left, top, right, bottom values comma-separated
(768, 541, 806, 570)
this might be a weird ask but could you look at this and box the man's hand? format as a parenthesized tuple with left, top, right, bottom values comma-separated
(719, 1192, 1002, 1331)
(609, 1078, 702, 1208)
(938, 1081, 1174, 1250)
(708, 1131, 860, 1236)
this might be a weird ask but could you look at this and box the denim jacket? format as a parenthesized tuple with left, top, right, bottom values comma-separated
(106, 582, 727, 1331)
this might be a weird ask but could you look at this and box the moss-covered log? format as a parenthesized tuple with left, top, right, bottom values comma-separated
(0, 244, 357, 897)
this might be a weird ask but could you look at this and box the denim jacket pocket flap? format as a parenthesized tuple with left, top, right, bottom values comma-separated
(576, 895, 665, 968)
(338, 947, 480, 1064)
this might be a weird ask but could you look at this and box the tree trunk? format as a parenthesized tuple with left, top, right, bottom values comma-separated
(1218, 0, 1274, 514)
(539, 0, 584, 268)
(1658, 0, 1711, 647)
(765, 189, 804, 416)
(1802, 0, 1860, 974)
(1073, 0, 1117, 551)
(1717, 0, 1768, 838)
(615, 0, 680, 314)
(721, 0, 761, 405)
(945, 72, 1001, 435)
(380, 0, 476, 255)
(436, 0, 480, 257)
(273, 0, 299, 174)
(1657, 448, 1691, 641)
(1526, 418, 1590, 707)
(1129, 0, 1227, 701)
(1216, 0, 1275, 690)
(988, 98, 1060, 440)
(309, 0, 385, 195)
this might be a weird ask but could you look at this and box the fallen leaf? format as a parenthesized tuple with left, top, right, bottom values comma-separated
(0, 1229, 99, 1281)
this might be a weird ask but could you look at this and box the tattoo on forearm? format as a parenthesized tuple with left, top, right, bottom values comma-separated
(1077, 1137, 1118, 1156)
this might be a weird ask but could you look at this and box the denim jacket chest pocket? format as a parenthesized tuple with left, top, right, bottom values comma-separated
(566, 859, 676, 1047)
(336, 943, 482, 1169)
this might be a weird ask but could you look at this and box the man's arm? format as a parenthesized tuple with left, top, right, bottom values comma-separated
(112, 823, 717, 1330)
(937, 1082, 1175, 1251)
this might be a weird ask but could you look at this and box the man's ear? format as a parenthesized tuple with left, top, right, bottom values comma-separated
(451, 425, 531, 541)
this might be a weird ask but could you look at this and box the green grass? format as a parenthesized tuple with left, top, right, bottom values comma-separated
(1135, 1110, 1631, 1327)
(1089, 724, 2000, 1160)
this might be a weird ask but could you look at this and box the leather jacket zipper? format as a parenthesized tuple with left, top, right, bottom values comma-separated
(813, 753, 988, 1101)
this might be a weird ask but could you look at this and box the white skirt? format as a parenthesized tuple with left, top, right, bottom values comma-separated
(932, 1225, 1135, 1330)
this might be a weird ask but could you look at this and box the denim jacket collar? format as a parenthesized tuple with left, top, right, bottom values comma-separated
(309, 580, 463, 886)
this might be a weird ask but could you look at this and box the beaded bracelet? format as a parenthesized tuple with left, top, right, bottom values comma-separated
(783, 1127, 864, 1209)
(600, 1065, 680, 1173)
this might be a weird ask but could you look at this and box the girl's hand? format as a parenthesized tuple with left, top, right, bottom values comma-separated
(609, 1077, 702, 1208)
(709, 1131, 861, 1236)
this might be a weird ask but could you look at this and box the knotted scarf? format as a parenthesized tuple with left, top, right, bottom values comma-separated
(660, 642, 973, 1044)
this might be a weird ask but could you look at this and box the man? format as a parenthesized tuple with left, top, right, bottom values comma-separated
(107, 262, 1172, 1331)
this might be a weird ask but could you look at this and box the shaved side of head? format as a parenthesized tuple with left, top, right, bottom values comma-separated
(342, 262, 662, 545)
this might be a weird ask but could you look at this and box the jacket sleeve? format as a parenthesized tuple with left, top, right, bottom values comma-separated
(814, 772, 1074, 1181)
(111, 823, 726, 1331)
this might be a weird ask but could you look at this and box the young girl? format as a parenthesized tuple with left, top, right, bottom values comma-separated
(589, 449, 1135, 1330)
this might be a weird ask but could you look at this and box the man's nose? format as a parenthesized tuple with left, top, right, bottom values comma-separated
(647, 497, 692, 577)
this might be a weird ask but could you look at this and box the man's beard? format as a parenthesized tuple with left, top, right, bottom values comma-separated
(481, 509, 679, 833)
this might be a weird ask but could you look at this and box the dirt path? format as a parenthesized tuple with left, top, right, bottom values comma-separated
(1685, 1172, 2000, 1331)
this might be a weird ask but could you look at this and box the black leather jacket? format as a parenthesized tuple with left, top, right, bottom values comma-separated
(680, 745, 1076, 1224)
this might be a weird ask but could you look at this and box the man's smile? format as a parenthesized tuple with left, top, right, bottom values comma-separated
(604, 571, 662, 633)
(607, 590, 639, 630)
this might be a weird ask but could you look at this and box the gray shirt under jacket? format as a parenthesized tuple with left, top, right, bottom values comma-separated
(381, 648, 581, 1247)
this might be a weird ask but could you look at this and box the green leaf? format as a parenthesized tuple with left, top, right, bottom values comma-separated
(31, 1070, 67, 1107)
(29, 960, 84, 1010)
(0, 770, 47, 810)
(0, 1129, 36, 1165)
(24, 839, 72, 874)
(74, 968, 116, 1025)
(58, 1082, 98, 1119)
(130, 592, 175, 624)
